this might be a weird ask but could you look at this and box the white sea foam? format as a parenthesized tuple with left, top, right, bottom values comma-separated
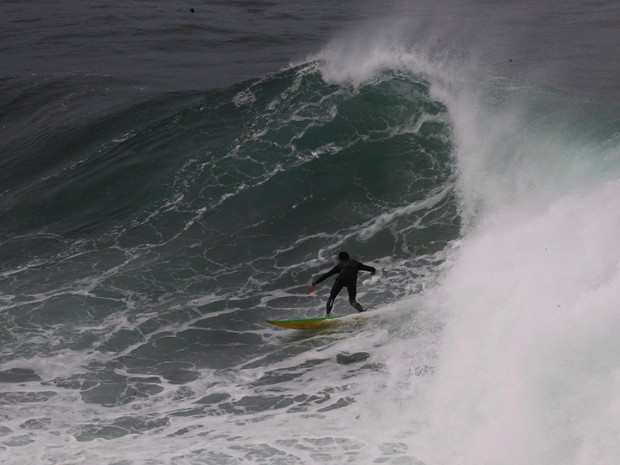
(313, 23, 620, 465)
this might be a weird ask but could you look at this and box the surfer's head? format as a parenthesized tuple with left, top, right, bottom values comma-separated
(338, 251, 349, 261)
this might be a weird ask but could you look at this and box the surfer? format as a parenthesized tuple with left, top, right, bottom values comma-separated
(306, 251, 376, 317)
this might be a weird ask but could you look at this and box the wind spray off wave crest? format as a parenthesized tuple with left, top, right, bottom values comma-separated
(315, 23, 450, 89)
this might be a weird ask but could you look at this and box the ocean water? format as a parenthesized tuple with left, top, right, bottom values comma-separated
(2, 1, 620, 464)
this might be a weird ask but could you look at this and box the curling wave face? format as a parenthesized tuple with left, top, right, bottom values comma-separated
(0, 58, 460, 464)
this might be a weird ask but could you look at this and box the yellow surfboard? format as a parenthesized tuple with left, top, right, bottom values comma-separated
(266, 314, 367, 330)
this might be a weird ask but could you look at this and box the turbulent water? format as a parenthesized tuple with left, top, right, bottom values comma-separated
(2, 1, 620, 464)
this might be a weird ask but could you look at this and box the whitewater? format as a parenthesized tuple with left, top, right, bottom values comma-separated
(2, 1, 620, 464)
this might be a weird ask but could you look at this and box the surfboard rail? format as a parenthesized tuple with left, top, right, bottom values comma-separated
(266, 313, 368, 330)
(266, 316, 339, 330)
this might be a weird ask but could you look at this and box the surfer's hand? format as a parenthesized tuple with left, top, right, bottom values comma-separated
(306, 284, 315, 294)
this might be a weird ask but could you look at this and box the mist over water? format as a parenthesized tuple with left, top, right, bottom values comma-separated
(2, 1, 620, 464)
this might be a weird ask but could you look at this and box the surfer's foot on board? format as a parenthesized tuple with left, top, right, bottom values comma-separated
(352, 301, 365, 313)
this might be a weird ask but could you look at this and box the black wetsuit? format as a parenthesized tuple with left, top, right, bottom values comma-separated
(312, 259, 376, 314)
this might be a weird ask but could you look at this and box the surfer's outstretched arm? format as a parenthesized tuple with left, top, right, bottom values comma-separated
(306, 264, 340, 293)
(357, 262, 376, 274)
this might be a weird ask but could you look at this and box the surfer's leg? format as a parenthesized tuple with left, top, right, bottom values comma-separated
(326, 281, 344, 315)
(347, 283, 365, 312)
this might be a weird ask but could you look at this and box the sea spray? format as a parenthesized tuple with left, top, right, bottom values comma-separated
(420, 66, 620, 465)
(316, 25, 620, 464)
